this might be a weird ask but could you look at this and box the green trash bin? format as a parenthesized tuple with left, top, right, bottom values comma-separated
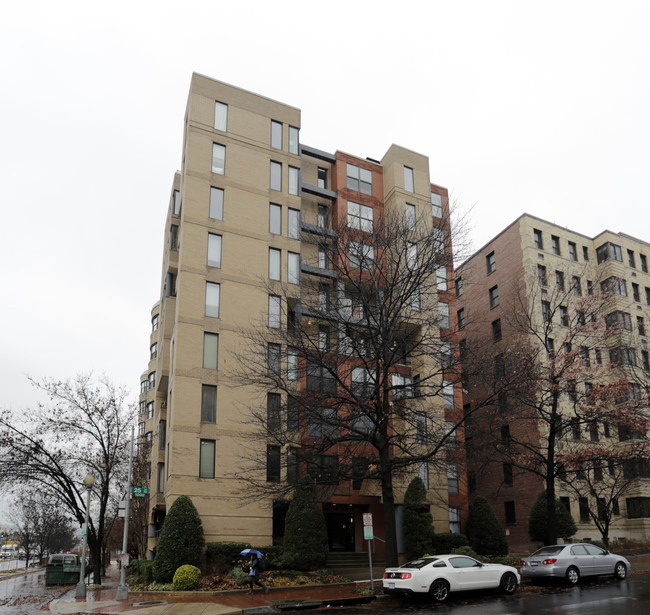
(45, 554, 81, 586)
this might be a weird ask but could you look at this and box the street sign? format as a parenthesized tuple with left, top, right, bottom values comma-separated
(132, 487, 149, 497)
(363, 526, 373, 540)
(363, 513, 373, 526)
(81, 523, 87, 536)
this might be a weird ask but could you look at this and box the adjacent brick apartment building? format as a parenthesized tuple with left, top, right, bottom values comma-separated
(138, 74, 467, 560)
(456, 214, 650, 552)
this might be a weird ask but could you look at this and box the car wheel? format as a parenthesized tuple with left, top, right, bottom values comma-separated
(614, 562, 627, 580)
(500, 572, 517, 594)
(429, 579, 450, 602)
(566, 566, 580, 585)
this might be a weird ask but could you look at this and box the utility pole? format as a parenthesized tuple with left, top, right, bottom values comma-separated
(116, 427, 134, 601)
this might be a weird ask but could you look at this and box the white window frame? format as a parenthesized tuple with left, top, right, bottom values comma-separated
(288, 252, 300, 284)
(214, 101, 228, 131)
(288, 166, 299, 195)
(269, 248, 281, 280)
(270, 161, 282, 191)
(404, 166, 414, 192)
(212, 143, 225, 175)
(271, 120, 282, 149)
(203, 333, 219, 370)
(347, 201, 373, 232)
(288, 126, 299, 154)
(268, 295, 281, 328)
(209, 186, 224, 220)
(207, 233, 222, 268)
(269, 203, 281, 234)
(406, 203, 416, 230)
(431, 192, 443, 217)
(288, 208, 300, 239)
(205, 282, 220, 317)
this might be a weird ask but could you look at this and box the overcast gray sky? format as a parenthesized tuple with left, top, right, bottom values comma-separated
(2, 0, 649, 413)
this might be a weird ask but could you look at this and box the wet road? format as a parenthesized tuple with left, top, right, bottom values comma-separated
(0, 568, 66, 615)
(336, 573, 650, 614)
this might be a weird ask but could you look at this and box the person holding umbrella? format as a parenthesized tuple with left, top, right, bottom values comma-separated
(240, 548, 268, 594)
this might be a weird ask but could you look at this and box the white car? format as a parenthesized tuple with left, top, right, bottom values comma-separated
(383, 554, 520, 602)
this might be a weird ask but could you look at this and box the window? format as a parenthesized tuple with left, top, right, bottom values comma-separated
(157, 462, 165, 492)
(205, 282, 220, 317)
(271, 120, 282, 149)
(433, 227, 445, 252)
(447, 465, 459, 493)
(408, 243, 418, 270)
(318, 246, 329, 269)
(170, 225, 178, 251)
(269, 248, 281, 280)
(173, 189, 181, 215)
(595, 349, 602, 364)
(626, 498, 650, 519)
(568, 241, 577, 261)
(411, 287, 420, 311)
(268, 343, 281, 378)
(406, 203, 416, 230)
(203, 333, 219, 369)
(439, 302, 450, 329)
(456, 277, 463, 297)
(267, 393, 281, 431)
(492, 318, 502, 341)
(352, 367, 375, 397)
(317, 167, 327, 188)
(403, 166, 414, 192)
(138, 421, 145, 436)
(580, 346, 590, 366)
(306, 361, 336, 394)
(555, 270, 565, 291)
(268, 295, 281, 328)
(207, 233, 222, 268)
(419, 462, 429, 489)
(201, 385, 217, 423)
(269, 203, 281, 234)
(486, 251, 496, 274)
(632, 283, 640, 302)
(489, 285, 499, 308)
(209, 186, 224, 220)
(643, 350, 650, 371)
(392, 373, 413, 400)
(533, 228, 543, 249)
(646, 287, 650, 306)
(152, 314, 159, 332)
(347, 201, 373, 232)
(579, 497, 590, 523)
(287, 347, 299, 380)
(602, 276, 627, 296)
(504, 501, 516, 524)
(288, 208, 300, 239)
(641, 254, 648, 273)
(416, 412, 427, 443)
(212, 143, 225, 175)
(214, 101, 227, 131)
(559, 305, 569, 326)
(307, 407, 337, 441)
(288, 166, 299, 195)
(441, 341, 452, 368)
(159, 419, 166, 450)
(348, 241, 374, 269)
(270, 161, 281, 191)
(457, 308, 465, 330)
(609, 347, 637, 367)
(443, 381, 454, 409)
(288, 126, 299, 154)
(495, 354, 505, 378)
(150, 343, 158, 360)
(542, 300, 551, 322)
(606, 310, 632, 330)
(431, 192, 443, 217)
(596, 242, 623, 263)
(503, 463, 513, 486)
(318, 326, 330, 352)
(146, 401, 154, 419)
(500, 425, 511, 446)
(449, 507, 461, 533)
(551, 235, 560, 255)
(266, 445, 281, 482)
(288, 252, 300, 284)
(628, 249, 636, 268)
(199, 439, 215, 478)
(538, 264, 547, 286)
(346, 163, 372, 195)
(571, 276, 582, 296)
(287, 395, 299, 432)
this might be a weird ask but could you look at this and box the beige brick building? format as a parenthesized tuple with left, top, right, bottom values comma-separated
(457, 213, 650, 551)
(137, 74, 467, 559)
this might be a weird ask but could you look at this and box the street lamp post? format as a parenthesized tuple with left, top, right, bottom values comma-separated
(75, 473, 95, 599)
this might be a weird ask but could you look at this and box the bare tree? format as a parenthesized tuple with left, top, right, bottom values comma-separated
(231, 205, 481, 566)
(463, 268, 650, 545)
(0, 374, 135, 582)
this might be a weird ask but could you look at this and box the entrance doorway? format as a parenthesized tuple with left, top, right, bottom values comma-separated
(327, 512, 355, 551)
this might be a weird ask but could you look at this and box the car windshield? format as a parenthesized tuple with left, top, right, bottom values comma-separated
(401, 557, 437, 569)
(531, 546, 564, 557)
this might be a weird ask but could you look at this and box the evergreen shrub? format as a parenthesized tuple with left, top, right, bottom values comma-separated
(465, 496, 508, 556)
(172, 564, 201, 590)
(402, 477, 435, 560)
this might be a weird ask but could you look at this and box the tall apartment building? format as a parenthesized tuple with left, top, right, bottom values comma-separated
(456, 213, 650, 552)
(138, 74, 466, 560)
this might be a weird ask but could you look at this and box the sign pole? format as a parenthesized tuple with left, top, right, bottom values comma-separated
(363, 513, 374, 592)
(116, 427, 134, 601)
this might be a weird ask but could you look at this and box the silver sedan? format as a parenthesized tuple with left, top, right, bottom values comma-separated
(520, 543, 631, 584)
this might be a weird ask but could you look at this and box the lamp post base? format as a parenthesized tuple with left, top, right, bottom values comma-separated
(116, 583, 129, 601)
(75, 580, 87, 598)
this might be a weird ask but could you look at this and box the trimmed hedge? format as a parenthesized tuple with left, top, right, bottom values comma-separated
(433, 532, 469, 554)
(205, 541, 251, 572)
(172, 564, 201, 590)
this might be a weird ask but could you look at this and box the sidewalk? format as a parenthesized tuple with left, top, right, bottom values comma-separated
(49, 563, 384, 615)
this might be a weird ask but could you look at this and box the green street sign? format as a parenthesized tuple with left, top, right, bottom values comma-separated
(131, 487, 149, 497)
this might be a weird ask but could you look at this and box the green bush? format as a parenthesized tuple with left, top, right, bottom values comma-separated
(141, 561, 154, 584)
(433, 533, 469, 554)
(205, 542, 251, 573)
(282, 476, 328, 570)
(528, 490, 577, 542)
(466, 496, 508, 556)
(148, 581, 174, 591)
(451, 545, 479, 559)
(172, 564, 201, 590)
(257, 545, 283, 570)
(402, 477, 435, 560)
(228, 566, 249, 586)
(153, 495, 206, 583)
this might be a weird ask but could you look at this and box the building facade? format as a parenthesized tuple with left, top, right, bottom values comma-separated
(138, 74, 467, 559)
(456, 213, 650, 552)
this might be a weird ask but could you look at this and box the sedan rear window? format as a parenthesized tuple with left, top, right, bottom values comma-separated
(401, 557, 437, 569)
(532, 547, 564, 557)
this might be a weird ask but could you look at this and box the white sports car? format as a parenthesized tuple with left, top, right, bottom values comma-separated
(383, 554, 520, 602)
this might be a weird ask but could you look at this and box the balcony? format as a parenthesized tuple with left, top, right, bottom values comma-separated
(301, 263, 338, 280)
(301, 182, 337, 201)
(301, 220, 337, 240)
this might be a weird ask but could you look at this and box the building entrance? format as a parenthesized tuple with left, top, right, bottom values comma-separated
(326, 512, 355, 551)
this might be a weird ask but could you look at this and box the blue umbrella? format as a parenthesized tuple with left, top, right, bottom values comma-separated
(240, 548, 264, 558)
